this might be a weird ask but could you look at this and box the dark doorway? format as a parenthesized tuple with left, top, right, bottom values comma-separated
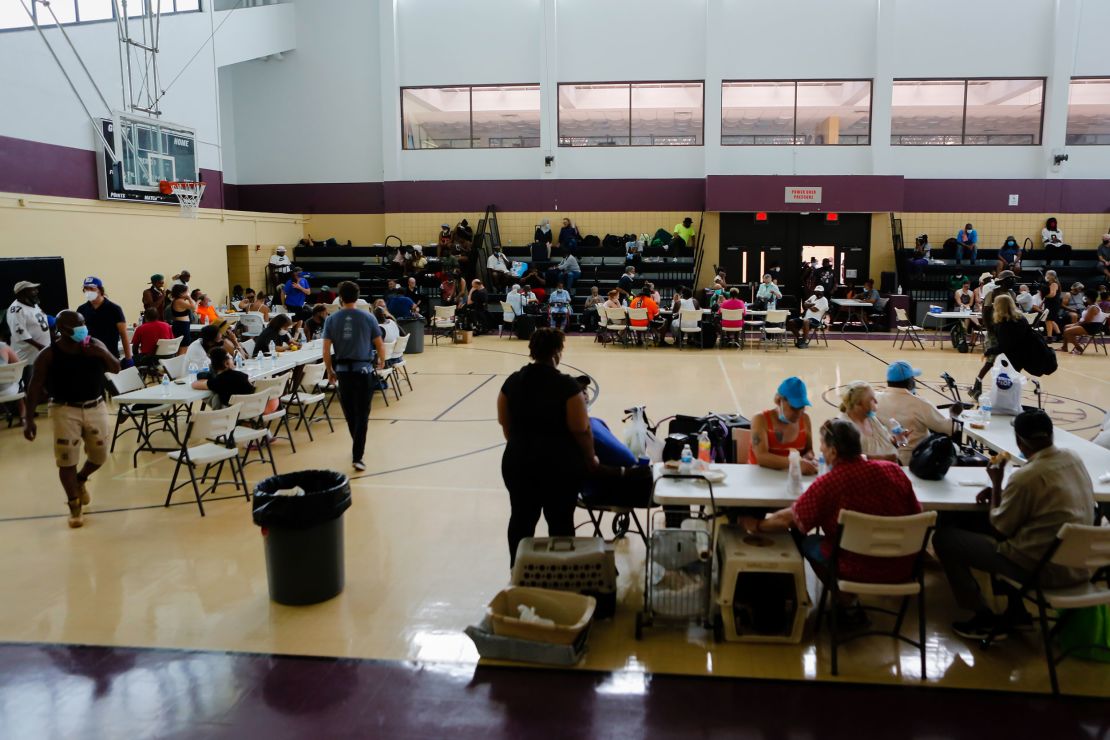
(719, 213, 871, 304)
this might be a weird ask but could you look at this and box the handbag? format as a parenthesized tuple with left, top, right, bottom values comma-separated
(909, 433, 957, 480)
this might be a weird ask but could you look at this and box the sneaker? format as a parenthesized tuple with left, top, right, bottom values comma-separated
(67, 500, 84, 529)
(968, 379, 983, 402)
(77, 478, 91, 507)
(952, 612, 1007, 642)
(352, 460, 367, 472)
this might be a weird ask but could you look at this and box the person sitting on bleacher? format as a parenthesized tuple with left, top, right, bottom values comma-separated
(1041, 217, 1071, 267)
(558, 218, 581, 253)
(997, 236, 1022, 274)
(521, 265, 546, 302)
(1097, 234, 1110, 281)
(486, 245, 513, 290)
(557, 253, 581, 292)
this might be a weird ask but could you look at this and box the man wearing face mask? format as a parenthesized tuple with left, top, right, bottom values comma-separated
(748, 377, 819, 474)
(76, 277, 132, 368)
(877, 361, 956, 466)
(23, 310, 120, 528)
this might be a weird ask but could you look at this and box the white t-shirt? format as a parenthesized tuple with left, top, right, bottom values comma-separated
(380, 319, 400, 344)
(5, 300, 50, 363)
(804, 296, 829, 322)
(1042, 228, 1063, 246)
(0, 341, 20, 397)
(332, 297, 369, 308)
(487, 252, 511, 273)
(270, 254, 291, 274)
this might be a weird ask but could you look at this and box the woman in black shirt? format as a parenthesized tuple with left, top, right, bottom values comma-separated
(192, 347, 255, 407)
(497, 328, 596, 565)
(251, 314, 293, 357)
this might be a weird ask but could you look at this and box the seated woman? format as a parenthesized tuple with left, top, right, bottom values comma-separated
(191, 347, 255, 408)
(0, 340, 25, 422)
(582, 286, 604, 331)
(838, 381, 899, 463)
(558, 218, 581, 253)
(748, 377, 818, 474)
(1061, 289, 1107, 354)
(997, 236, 1022, 273)
(183, 324, 224, 369)
(548, 281, 572, 331)
(603, 289, 624, 310)
(251, 314, 293, 357)
(574, 376, 650, 507)
(303, 304, 328, 340)
(374, 306, 401, 345)
(195, 293, 219, 325)
(718, 288, 746, 331)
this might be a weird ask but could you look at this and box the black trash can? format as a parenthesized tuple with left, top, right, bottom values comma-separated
(253, 469, 352, 606)
(398, 317, 424, 353)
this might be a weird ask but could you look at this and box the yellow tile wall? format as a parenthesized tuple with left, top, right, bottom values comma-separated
(895, 212, 1110, 254)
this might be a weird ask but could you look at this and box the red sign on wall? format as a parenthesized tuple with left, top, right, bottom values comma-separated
(785, 186, 823, 204)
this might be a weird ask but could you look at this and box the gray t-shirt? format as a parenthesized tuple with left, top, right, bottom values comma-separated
(323, 308, 382, 371)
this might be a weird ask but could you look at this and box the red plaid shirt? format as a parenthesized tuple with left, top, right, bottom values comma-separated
(792, 458, 923, 583)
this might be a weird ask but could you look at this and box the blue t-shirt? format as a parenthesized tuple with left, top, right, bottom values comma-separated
(386, 293, 416, 318)
(549, 289, 571, 313)
(323, 308, 382, 371)
(957, 229, 978, 245)
(284, 278, 309, 307)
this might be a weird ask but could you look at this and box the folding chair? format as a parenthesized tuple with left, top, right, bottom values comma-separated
(762, 309, 789, 351)
(720, 309, 744, 349)
(576, 495, 648, 546)
(254, 375, 297, 452)
(677, 309, 703, 349)
(742, 311, 764, 349)
(627, 308, 654, 347)
(499, 301, 516, 339)
(387, 334, 413, 393)
(241, 338, 256, 357)
(981, 523, 1110, 694)
(105, 366, 178, 465)
(281, 363, 334, 440)
(228, 389, 278, 477)
(237, 312, 265, 337)
(138, 336, 182, 383)
(892, 307, 926, 350)
(603, 307, 629, 346)
(0, 361, 27, 428)
(160, 354, 190, 381)
(431, 305, 457, 346)
(811, 314, 831, 348)
(1074, 317, 1109, 356)
(373, 341, 400, 406)
(164, 404, 248, 516)
(813, 510, 938, 679)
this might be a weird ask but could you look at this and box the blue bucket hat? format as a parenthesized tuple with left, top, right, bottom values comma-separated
(777, 377, 810, 408)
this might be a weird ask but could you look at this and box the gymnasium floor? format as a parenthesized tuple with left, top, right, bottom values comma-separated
(1, 335, 1108, 734)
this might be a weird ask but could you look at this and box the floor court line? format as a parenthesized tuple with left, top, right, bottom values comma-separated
(716, 355, 742, 416)
(432, 375, 498, 421)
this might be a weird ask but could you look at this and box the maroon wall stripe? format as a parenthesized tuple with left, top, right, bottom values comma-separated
(4, 134, 1110, 215)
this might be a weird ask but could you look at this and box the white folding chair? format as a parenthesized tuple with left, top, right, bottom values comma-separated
(254, 375, 297, 452)
(742, 311, 764, 349)
(241, 338, 256, 357)
(892, 307, 926, 350)
(677, 309, 703, 349)
(983, 523, 1110, 694)
(105, 366, 178, 464)
(281, 363, 334, 440)
(627, 308, 653, 347)
(387, 334, 413, 393)
(236, 312, 266, 338)
(814, 510, 938, 679)
(228, 389, 278, 477)
(499, 301, 516, 339)
(762, 309, 789, 351)
(164, 404, 248, 516)
(603, 307, 629, 346)
(374, 341, 400, 405)
(432, 305, 456, 346)
(0, 361, 28, 428)
(160, 354, 190, 381)
(720, 309, 744, 349)
(137, 336, 183, 383)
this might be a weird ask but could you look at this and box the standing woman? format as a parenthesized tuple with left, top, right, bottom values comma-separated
(497, 329, 596, 565)
(1040, 270, 1062, 342)
(838, 381, 900, 463)
(169, 283, 196, 346)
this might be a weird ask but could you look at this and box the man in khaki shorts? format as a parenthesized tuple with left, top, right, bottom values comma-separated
(23, 310, 120, 528)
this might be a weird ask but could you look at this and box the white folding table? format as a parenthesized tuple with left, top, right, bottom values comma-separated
(830, 299, 876, 333)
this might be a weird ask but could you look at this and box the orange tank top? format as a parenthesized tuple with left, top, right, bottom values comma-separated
(748, 409, 808, 464)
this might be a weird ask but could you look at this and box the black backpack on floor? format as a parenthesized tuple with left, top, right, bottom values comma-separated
(512, 315, 536, 340)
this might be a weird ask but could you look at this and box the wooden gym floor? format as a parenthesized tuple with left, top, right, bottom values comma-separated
(0, 334, 1107, 697)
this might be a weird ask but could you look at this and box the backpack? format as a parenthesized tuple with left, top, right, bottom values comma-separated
(909, 433, 957, 480)
(581, 234, 601, 247)
(650, 228, 672, 248)
(950, 323, 969, 353)
(602, 234, 623, 249)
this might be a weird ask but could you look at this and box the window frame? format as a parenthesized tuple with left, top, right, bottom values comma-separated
(890, 77, 1046, 147)
(720, 79, 873, 147)
(557, 79, 705, 148)
(399, 82, 541, 151)
(0, 0, 202, 33)
(1065, 76, 1110, 146)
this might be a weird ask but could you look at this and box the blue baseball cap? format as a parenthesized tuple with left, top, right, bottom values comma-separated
(777, 377, 810, 408)
(887, 361, 922, 383)
(83, 276, 103, 289)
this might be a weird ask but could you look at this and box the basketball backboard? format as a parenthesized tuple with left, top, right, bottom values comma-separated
(96, 111, 198, 204)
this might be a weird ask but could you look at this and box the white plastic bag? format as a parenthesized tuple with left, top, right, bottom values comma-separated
(1094, 410, 1110, 451)
(988, 354, 1026, 415)
(623, 407, 655, 459)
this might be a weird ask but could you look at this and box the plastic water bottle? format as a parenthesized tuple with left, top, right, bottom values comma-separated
(787, 449, 802, 497)
(697, 431, 711, 464)
(679, 444, 693, 475)
(186, 362, 199, 382)
(889, 417, 905, 444)
(981, 401, 992, 425)
(160, 374, 170, 397)
(817, 454, 828, 476)
(269, 341, 277, 368)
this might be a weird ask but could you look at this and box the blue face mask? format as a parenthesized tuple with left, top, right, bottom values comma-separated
(778, 403, 791, 424)
(867, 410, 878, 420)
(70, 326, 89, 342)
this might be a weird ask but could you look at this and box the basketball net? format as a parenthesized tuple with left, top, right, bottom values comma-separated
(160, 180, 206, 218)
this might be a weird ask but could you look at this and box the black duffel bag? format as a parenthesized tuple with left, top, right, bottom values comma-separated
(513, 314, 536, 340)
(909, 433, 958, 480)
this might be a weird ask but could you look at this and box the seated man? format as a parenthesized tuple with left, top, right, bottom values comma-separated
(855, 279, 880, 306)
(629, 287, 660, 344)
(486, 245, 513, 290)
(755, 274, 782, 310)
(956, 223, 978, 264)
(575, 376, 649, 507)
(740, 419, 922, 627)
(876, 361, 955, 466)
(788, 285, 828, 348)
(933, 410, 1096, 640)
(386, 287, 419, 319)
(1015, 284, 1036, 313)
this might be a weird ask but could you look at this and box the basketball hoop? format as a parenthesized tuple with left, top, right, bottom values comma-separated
(159, 180, 206, 218)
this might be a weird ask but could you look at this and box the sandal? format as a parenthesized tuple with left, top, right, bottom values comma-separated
(1070, 348, 1082, 355)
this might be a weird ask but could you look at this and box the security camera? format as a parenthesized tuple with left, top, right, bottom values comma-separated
(1053, 153, 1068, 166)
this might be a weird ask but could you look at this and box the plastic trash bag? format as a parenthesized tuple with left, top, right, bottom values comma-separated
(253, 469, 351, 529)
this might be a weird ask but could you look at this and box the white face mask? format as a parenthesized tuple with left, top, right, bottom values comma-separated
(84, 291, 99, 302)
